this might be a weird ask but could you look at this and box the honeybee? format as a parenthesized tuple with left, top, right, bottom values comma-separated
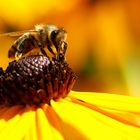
(0, 24, 67, 61)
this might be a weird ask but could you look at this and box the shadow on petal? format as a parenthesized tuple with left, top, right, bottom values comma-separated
(42, 104, 88, 140)
(58, 119, 89, 140)
(41, 104, 65, 139)
(0, 105, 24, 121)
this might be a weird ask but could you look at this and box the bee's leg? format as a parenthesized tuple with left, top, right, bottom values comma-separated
(37, 42, 48, 57)
(40, 47, 48, 57)
(31, 40, 48, 57)
(15, 52, 23, 60)
(63, 42, 67, 55)
(46, 38, 56, 55)
(56, 41, 67, 61)
(47, 44, 56, 55)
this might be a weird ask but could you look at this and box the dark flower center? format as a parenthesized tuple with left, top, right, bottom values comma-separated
(0, 55, 76, 106)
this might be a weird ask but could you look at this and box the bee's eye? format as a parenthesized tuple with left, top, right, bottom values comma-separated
(51, 30, 58, 41)
(18, 42, 25, 52)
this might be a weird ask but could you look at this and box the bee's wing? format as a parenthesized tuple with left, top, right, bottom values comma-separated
(0, 30, 37, 37)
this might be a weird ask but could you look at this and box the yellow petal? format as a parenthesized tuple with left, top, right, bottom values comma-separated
(52, 99, 130, 140)
(69, 91, 140, 112)
(42, 104, 65, 140)
(70, 96, 140, 127)
(0, 105, 23, 131)
(36, 107, 54, 140)
(69, 91, 140, 127)
(23, 132, 30, 140)
(23, 106, 37, 140)
(0, 90, 140, 140)
(0, 105, 35, 140)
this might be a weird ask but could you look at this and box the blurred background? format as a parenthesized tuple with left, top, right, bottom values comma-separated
(0, 0, 140, 96)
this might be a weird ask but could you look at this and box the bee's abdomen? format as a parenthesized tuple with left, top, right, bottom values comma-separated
(0, 55, 76, 106)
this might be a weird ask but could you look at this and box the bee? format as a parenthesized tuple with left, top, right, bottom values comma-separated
(0, 24, 67, 61)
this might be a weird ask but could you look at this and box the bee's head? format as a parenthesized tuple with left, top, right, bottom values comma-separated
(51, 28, 67, 46)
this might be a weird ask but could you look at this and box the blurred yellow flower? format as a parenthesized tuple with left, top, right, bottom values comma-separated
(0, 0, 81, 28)
(0, 90, 140, 140)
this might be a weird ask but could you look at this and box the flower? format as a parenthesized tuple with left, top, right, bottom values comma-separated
(0, 91, 140, 140)
(0, 54, 140, 140)
(0, 38, 140, 140)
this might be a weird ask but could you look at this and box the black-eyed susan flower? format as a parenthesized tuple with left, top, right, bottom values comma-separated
(0, 54, 140, 140)
(0, 21, 140, 139)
